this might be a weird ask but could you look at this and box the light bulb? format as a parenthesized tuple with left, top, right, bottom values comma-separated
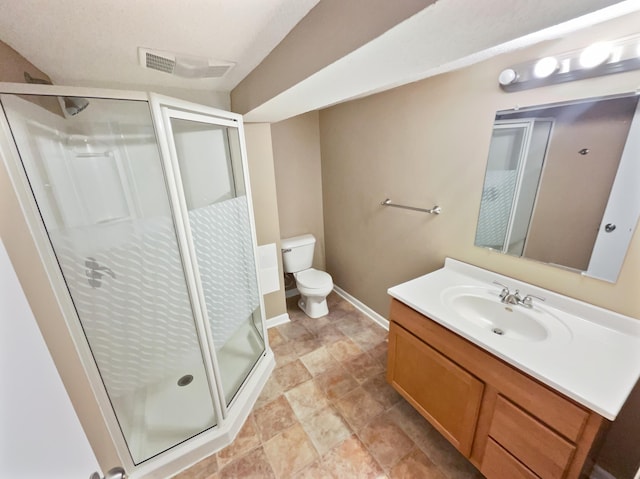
(579, 42, 612, 68)
(498, 68, 518, 86)
(533, 57, 559, 78)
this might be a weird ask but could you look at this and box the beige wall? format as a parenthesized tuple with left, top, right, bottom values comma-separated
(231, 0, 431, 115)
(271, 111, 326, 270)
(0, 40, 62, 116)
(320, 13, 640, 321)
(319, 13, 640, 477)
(244, 123, 287, 318)
(523, 99, 634, 269)
(0, 45, 122, 471)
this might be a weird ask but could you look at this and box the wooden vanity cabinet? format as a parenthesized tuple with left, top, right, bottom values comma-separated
(386, 299, 608, 479)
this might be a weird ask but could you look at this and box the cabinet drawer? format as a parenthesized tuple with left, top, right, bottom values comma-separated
(482, 438, 539, 479)
(387, 322, 483, 456)
(489, 395, 575, 479)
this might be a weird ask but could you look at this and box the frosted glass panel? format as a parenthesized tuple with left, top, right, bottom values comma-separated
(169, 117, 265, 405)
(475, 125, 526, 250)
(1, 94, 217, 464)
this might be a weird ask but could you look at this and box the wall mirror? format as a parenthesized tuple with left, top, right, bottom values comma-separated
(475, 93, 640, 283)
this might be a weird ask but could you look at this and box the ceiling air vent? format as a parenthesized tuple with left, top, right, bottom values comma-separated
(138, 48, 234, 79)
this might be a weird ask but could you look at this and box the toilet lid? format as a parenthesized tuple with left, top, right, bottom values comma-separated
(296, 269, 333, 289)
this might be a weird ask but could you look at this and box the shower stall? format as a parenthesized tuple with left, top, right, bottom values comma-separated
(0, 84, 274, 477)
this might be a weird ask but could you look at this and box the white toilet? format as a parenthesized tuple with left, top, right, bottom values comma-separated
(281, 234, 333, 318)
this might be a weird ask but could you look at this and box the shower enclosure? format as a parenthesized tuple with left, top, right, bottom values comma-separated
(0, 84, 274, 477)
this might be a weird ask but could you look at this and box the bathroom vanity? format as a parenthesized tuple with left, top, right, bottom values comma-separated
(386, 259, 640, 479)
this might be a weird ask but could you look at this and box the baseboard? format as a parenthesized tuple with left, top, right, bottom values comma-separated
(265, 313, 290, 329)
(591, 465, 616, 479)
(333, 286, 389, 331)
(285, 288, 299, 298)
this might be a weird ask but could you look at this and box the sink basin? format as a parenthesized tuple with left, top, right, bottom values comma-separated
(442, 287, 572, 343)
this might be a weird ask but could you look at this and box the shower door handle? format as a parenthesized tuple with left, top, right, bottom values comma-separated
(89, 466, 127, 479)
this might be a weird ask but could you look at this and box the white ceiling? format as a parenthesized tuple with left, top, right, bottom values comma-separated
(1, 0, 640, 120)
(0, 0, 320, 91)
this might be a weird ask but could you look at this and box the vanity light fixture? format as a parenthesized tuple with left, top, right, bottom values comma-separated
(533, 56, 559, 78)
(498, 33, 640, 91)
(579, 42, 613, 68)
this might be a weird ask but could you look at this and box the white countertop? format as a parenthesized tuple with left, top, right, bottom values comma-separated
(387, 258, 640, 420)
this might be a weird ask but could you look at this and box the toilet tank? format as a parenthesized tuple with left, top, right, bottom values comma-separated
(281, 234, 316, 273)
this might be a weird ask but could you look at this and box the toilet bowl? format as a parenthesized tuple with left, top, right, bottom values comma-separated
(281, 234, 333, 319)
(294, 268, 333, 318)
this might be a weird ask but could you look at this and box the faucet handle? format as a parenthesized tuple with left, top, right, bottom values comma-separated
(521, 293, 545, 308)
(492, 281, 510, 299)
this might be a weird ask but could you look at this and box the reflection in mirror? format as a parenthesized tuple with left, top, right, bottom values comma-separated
(475, 94, 640, 283)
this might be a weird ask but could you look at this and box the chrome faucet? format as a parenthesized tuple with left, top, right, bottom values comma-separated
(493, 281, 545, 308)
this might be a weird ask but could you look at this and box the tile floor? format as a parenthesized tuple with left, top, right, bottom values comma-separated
(174, 292, 483, 478)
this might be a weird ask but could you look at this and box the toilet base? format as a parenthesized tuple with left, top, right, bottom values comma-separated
(298, 295, 329, 319)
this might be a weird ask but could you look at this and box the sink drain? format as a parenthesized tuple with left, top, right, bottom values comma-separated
(177, 374, 194, 387)
(492, 328, 505, 336)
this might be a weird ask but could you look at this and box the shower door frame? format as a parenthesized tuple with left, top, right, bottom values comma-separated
(0, 83, 274, 479)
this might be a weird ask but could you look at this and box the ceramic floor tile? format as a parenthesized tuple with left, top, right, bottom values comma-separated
(216, 414, 260, 469)
(335, 314, 370, 337)
(277, 321, 314, 341)
(301, 406, 352, 455)
(326, 337, 364, 363)
(254, 373, 283, 409)
(293, 336, 323, 356)
(326, 291, 343, 306)
(313, 366, 359, 401)
(386, 401, 483, 478)
(361, 373, 402, 409)
(263, 423, 318, 478)
(254, 395, 298, 442)
(335, 386, 385, 431)
(322, 435, 387, 479)
(342, 352, 385, 383)
(327, 294, 357, 315)
(173, 452, 217, 478)
(179, 294, 482, 479)
(293, 460, 336, 479)
(369, 340, 390, 366)
(285, 379, 330, 420)
(272, 341, 299, 368)
(299, 346, 340, 377)
(297, 315, 333, 334)
(273, 359, 312, 391)
(389, 448, 447, 479)
(359, 413, 416, 470)
(349, 327, 389, 352)
(315, 324, 348, 345)
(268, 327, 286, 348)
(218, 446, 275, 479)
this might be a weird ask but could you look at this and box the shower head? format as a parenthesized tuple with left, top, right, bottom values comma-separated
(23, 72, 90, 116)
(63, 97, 89, 116)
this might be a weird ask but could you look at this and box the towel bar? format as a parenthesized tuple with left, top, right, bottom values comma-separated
(381, 198, 441, 215)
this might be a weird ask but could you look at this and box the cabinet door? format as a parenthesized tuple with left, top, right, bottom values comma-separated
(387, 322, 484, 456)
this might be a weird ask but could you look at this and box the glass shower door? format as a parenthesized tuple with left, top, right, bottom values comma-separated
(0, 94, 219, 464)
(160, 108, 266, 407)
(475, 122, 530, 251)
